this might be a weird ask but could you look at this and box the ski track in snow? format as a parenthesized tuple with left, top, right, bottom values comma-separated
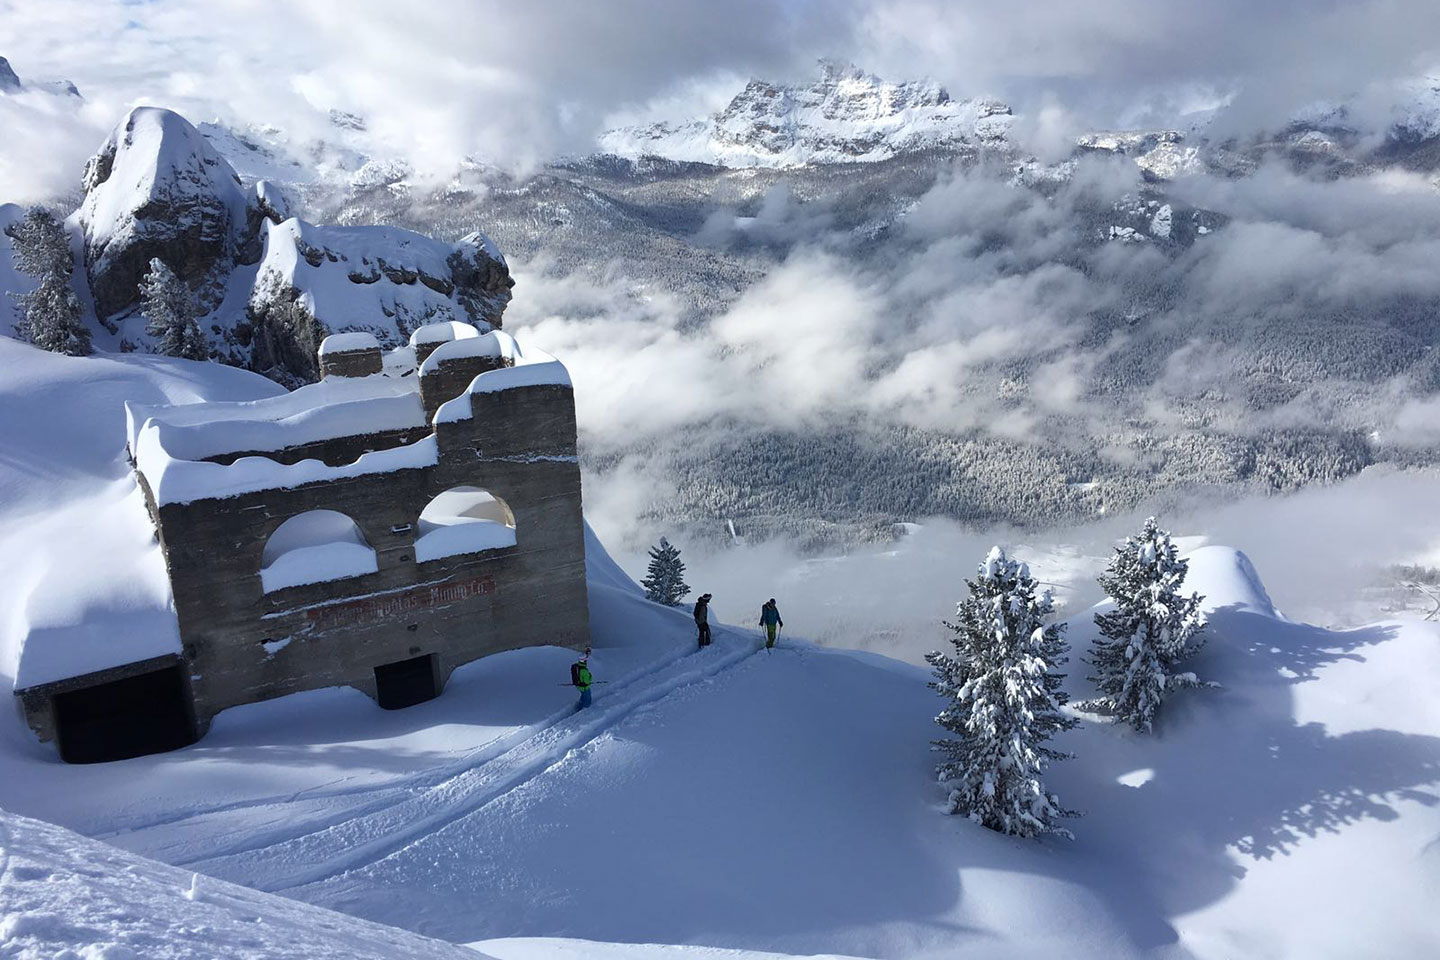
(116, 628, 764, 893)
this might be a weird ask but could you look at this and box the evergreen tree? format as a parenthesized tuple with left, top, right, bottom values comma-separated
(1083, 517, 1212, 732)
(140, 258, 208, 360)
(641, 536, 690, 606)
(926, 546, 1077, 838)
(6, 207, 90, 356)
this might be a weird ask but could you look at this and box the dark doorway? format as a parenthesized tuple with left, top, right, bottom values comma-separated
(53, 664, 196, 764)
(374, 653, 441, 709)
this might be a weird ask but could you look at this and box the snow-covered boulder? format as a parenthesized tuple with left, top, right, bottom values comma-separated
(600, 59, 1013, 168)
(76, 106, 252, 319)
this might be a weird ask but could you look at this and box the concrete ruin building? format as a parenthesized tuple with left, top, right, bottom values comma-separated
(13, 322, 590, 763)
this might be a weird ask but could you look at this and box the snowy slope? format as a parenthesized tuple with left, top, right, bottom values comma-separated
(600, 60, 1012, 168)
(0, 343, 1436, 959)
(0, 810, 490, 960)
(0, 337, 282, 697)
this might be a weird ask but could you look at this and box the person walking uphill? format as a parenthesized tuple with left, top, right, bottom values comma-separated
(694, 593, 713, 649)
(759, 598, 783, 650)
(571, 650, 594, 711)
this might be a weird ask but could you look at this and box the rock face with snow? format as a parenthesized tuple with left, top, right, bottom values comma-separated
(77, 106, 254, 319)
(600, 60, 1013, 168)
(0, 56, 20, 94)
(60, 106, 513, 384)
(1075, 130, 1206, 181)
(240, 218, 513, 383)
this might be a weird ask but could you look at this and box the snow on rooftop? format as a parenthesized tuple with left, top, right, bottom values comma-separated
(417, 330, 515, 375)
(155, 393, 426, 462)
(431, 334, 572, 424)
(125, 373, 417, 454)
(135, 430, 439, 506)
(12, 483, 184, 691)
(319, 331, 382, 356)
(411, 320, 481, 346)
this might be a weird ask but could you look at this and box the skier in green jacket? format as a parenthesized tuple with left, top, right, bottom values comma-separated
(759, 598, 783, 649)
(572, 651, 593, 710)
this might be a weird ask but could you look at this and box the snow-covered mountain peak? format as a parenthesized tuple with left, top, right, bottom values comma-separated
(600, 60, 1012, 168)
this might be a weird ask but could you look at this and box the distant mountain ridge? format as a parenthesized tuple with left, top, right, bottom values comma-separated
(0, 54, 81, 98)
(600, 60, 1013, 168)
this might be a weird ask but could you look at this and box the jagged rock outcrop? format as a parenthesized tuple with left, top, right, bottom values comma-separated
(76, 106, 253, 319)
(600, 59, 1012, 168)
(0, 56, 20, 94)
(65, 106, 512, 384)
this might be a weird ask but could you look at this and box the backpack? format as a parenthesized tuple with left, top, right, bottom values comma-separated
(570, 661, 585, 687)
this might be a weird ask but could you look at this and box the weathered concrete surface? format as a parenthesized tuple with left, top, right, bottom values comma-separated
(320, 347, 383, 379)
(154, 383, 586, 732)
(418, 355, 511, 421)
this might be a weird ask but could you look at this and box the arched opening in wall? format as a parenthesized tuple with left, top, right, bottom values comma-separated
(261, 510, 378, 593)
(415, 486, 517, 563)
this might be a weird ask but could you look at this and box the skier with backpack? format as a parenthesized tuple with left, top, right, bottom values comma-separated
(570, 648, 594, 710)
(694, 593, 713, 648)
(759, 598, 783, 650)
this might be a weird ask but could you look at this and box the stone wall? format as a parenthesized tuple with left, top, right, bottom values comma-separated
(203, 426, 432, 467)
(419, 355, 512, 421)
(159, 383, 587, 731)
(319, 346, 383, 379)
(19, 383, 588, 745)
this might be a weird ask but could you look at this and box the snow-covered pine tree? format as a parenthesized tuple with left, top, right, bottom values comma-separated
(926, 546, 1077, 838)
(140, 258, 208, 360)
(641, 536, 690, 606)
(1084, 517, 1212, 733)
(6, 207, 90, 356)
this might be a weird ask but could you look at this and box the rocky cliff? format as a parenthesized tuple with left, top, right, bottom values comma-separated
(62, 106, 512, 384)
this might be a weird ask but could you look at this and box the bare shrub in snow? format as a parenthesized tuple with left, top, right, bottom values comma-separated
(927, 546, 1077, 838)
(1082, 517, 1212, 732)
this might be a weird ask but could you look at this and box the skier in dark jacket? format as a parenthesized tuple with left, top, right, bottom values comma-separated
(694, 593, 713, 648)
(759, 598, 783, 649)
